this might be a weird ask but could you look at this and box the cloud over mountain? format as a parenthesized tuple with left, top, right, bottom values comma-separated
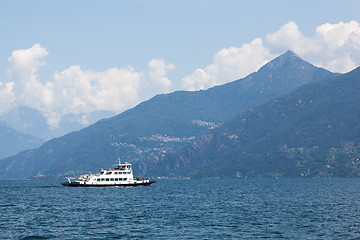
(147, 58, 175, 94)
(1, 45, 174, 128)
(48, 65, 143, 127)
(267, 21, 360, 73)
(2, 44, 53, 115)
(182, 38, 272, 91)
(182, 21, 360, 91)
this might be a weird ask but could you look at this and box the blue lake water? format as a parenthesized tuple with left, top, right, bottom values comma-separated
(1, 178, 360, 239)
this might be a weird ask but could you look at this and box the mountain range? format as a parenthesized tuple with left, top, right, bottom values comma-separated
(0, 106, 115, 140)
(161, 67, 360, 178)
(0, 51, 340, 179)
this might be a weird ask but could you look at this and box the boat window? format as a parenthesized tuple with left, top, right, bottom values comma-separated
(106, 172, 112, 175)
(97, 179, 100, 182)
(100, 172, 104, 175)
(124, 178, 127, 181)
(101, 178, 105, 181)
(119, 172, 122, 175)
(110, 178, 114, 181)
(106, 178, 109, 181)
(114, 172, 118, 175)
(115, 178, 118, 181)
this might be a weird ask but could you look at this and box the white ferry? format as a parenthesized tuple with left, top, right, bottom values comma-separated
(61, 160, 156, 187)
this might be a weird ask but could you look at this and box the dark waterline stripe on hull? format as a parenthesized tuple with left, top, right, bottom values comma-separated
(61, 181, 156, 187)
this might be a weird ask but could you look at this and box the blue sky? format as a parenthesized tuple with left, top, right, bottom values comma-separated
(1, 0, 360, 128)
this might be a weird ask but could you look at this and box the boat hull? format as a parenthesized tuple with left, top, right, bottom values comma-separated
(61, 180, 156, 187)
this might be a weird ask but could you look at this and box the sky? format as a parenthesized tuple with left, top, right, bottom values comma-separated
(1, 0, 360, 129)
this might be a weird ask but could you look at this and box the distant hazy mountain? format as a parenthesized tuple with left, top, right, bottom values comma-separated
(1, 107, 50, 139)
(1, 106, 115, 140)
(162, 67, 360, 178)
(0, 51, 337, 179)
(0, 121, 44, 159)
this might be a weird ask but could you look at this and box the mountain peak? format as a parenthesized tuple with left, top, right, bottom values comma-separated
(279, 50, 303, 62)
(255, 50, 332, 78)
(283, 50, 298, 57)
(167, 64, 360, 178)
(263, 50, 307, 69)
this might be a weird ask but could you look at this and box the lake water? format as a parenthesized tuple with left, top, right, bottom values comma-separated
(1, 178, 360, 239)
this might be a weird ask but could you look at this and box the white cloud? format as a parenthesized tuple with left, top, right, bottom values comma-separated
(45, 64, 144, 127)
(7, 43, 48, 74)
(147, 58, 174, 93)
(266, 20, 360, 73)
(0, 81, 16, 115)
(5, 44, 52, 111)
(182, 20, 360, 91)
(1, 44, 173, 128)
(182, 38, 273, 91)
(316, 21, 360, 50)
(266, 21, 316, 55)
(52, 65, 143, 115)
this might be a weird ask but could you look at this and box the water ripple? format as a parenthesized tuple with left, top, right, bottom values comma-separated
(1, 178, 360, 239)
